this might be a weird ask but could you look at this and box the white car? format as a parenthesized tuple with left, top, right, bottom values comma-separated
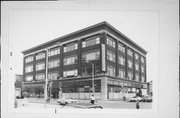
(57, 98, 78, 105)
(129, 96, 143, 102)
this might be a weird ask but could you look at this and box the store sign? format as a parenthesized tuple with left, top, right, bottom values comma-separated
(101, 44, 106, 71)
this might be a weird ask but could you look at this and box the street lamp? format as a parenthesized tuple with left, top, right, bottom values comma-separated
(85, 61, 95, 96)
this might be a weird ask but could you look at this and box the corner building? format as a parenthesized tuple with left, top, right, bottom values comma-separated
(22, 21, 147, 100)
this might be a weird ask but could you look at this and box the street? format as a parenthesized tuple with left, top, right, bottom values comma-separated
(16, 98, 152, 109)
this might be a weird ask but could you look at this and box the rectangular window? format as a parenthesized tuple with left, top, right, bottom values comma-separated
(135, 73, 139, 81)
(82, 50, 100, 61)
(107, 65, 115, 76)
(127, 49, 133, 57)
(135, 53, 139, 60)
(128, 71, 133, 80)
(35, 73, 45, 80)
(48, 72, 59, 80)
(82, 36, 100, 48)
(63, 69, 78, 77)
(64, 43, 78, 53)
(141, 56, 145, 63)
(118, 68, 125, 78)
(36, 52, 45, 60)
(107, 50, 115, 62)
(25, 75, 33, 81)
(128, 60, 133, 68)
(64, 55, 77, 65)
(118, 43, 125, 53)
(36, 62, 45, 71)
(107, 36, 115, 48)
(25, 56, 33, 63)
(141, 66, 145, 73)
(135, 63, 139, 71)
(48, 59, 60, 68)
(25, 65, 33, 73)
(118, 55, 125, 65)
(48, 47, 60, 57)
(141, 75, 145, 82)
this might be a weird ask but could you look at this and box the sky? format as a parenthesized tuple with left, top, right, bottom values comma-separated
(9, 10, 159, 82)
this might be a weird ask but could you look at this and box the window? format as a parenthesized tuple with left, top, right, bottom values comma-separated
(63, 69, 78, 77)
(25, 75, 33, 81)
(128, 71, 133, 80)
(82, 66, 100, 76)
(128, 60, 133, 68)
(64, 43, 78, 52)
(36, 73, 45, 80)
(48, 59, 60, 68)
(107, 50, 115, 62)
(36, 62, 45, 71)
(135, 73, 139, 81)
(25, 56, 33, 63)
(118, 43, 125, 53)
(127, 49, 133, 57)
(141, 66, 145, 73)
(48, 47, 60, 56)
(107, 65, 115, 76)
(135, 53, 139, 60)
(141, 75, 145, 82)
(48, 72, 59, 80)
(64, 55, 77, 65)
(135, 63, 139, 71)
(25, 65, 33, 73)
(118, 69, 125, 78)
(36, 52, 45, 60)
(141, 56, 145, 63)
(82, 50, 100, 61)
(118, 55, 125, 65)
(82, 36, 100, 48)
(107, 36, 115, 48)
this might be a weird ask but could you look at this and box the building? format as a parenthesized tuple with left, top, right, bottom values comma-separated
(22, 21, 147, 100)
(15, 74, 23, 98)
(147, 81, 153, 96)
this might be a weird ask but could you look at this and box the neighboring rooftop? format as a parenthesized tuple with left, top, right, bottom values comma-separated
(22, 21, 147, 55)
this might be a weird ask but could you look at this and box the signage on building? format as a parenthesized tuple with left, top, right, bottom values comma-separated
(101, 44, 106, 71)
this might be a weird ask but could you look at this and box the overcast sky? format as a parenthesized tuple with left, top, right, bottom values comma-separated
(9, 10, 159, 82)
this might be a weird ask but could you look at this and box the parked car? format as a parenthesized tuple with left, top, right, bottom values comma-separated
(142, 96, 152, 102)
(57, 97, 78, 105)
(128, 96, 143, 102)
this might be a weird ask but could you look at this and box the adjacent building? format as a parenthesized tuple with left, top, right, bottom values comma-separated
(22, 21, 147, 100)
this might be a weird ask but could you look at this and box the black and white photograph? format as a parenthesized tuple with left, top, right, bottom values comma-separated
(1, 1, 179, 118)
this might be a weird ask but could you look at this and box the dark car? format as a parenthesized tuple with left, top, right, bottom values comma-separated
(142, 96, 152, 102)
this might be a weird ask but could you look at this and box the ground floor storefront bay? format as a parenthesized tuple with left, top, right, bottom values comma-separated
(22, 76, 147, 100)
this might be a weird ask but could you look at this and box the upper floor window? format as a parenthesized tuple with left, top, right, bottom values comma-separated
(135, 73, 139, 81)
(25, 56, 33, 63)
(141, 75, 145, 82)
(36, 52, 45, 60)
(141, 66, 145, 73)
(82, 36, 100, 48)
(118, 68, 125, 78)
(107, 50, 115, 62)
(135, 53, 139, 60)
(48, 59, 60, 68)
(107, 36, 115, 48)
(127, 49, 133, 57)
(48, 72, 59, 80)
(64, 43, 78, 53)
(25, 75, 33, 82)
(82, 50, 100, 61)
(128, 59, 133, 68)
(36, 62, 45, 71)
(141, 56, 145, 63)
(135, 63, 139, 71)
(35, 73, 45, 80)
(64, 55, 77, 66)
(118, 55, 125, 65)
(118, 43, 125, 53)
(128, 71, 133, 80)
(25, 65, 33, 73)
(107, 65, 115, 76)
(63, 69, 78, 77)
(48, 47, 60, 57)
